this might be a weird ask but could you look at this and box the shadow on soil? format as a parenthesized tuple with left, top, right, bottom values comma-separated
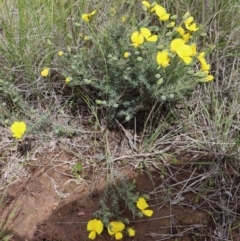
(2, 159, 240, 241)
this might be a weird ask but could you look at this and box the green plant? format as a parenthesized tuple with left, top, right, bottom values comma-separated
(56, 1, 213, 126)
(71, 162, 82, 178)
(93, 178, 139, 225)
(87, 172, 153, 240)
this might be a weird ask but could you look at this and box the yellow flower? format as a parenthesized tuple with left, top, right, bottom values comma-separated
(124, 52, 131, 58)
(170, 39, 193, 64)
(176, 27, 191, 43)
(136, 197, 153, 217)
(82, 10, 96, 22)
(65, 77, 72, 83)
(190, 43, 197, 56)
(155, 4, 170, 21)
(87, 219, 104, 240)
(175, 44, 194, 64)
(121, 16, 126, 23)
(131, 31, 144, 48)
(10, 121, 27, 139)
(127, 227, 136, 237)
(199, 52, 206, 58)
(108, 221, 125, 240)
(41, 68, 49, 77)
(156, 50, 171, 68)
(170, 38, 185, 53)
(205, 74, 214, 82)
(199, 73, 214, 82)
(198, 52, 210, 71)
(140, 28, 158, 42)
(184, 16, 199, 32)
(142, 1, 151, 9)
(58, 51, 64, 57)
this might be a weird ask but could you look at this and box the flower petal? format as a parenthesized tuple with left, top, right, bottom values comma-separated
(176, 27, 185, 36)
(155, 5, 170, 21)
(156, 51, 170, 68)
(88, 231, 96, 240)
(131, 31, 140, 43)
(205, 75, 214, 82)
(159, 13, 170, 21)
(137, 197, 149, 211)
(131, 31, 144, 47)
(140, 28, 151, 39)
(142, 1, 150, 9)
(155, 5, 167, 17)
(170, 38, 185, 53)
(147, 35, 158, 42)
(95, 220, 104, 235)
(199, 58, 210, 71)
(108, 221, 125, 236)
(10, 121, 27, 139)
(90, 10, 96, 16)
(41, 68, 49, 77)
(124, 52, 131, 58)
(176, 44, 193, 64)
(190, 44, 197, 56)
(87, 219, 96, 231)
(127, 228, 136, 237)
(82, 14, 90, 22)
(115, 232, 123, 240)
(114, 222, 125, 232)
(87, 219, 103, 235)
(142, 209, 153, 217)
(185, 16, 199, 31)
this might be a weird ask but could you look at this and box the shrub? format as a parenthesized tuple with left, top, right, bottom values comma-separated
(56, 1, 214, 126)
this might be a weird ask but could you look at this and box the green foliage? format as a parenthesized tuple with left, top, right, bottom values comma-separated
(0, 79, 23, 111)
(56, 1, 213, 126)
(93, 176, 139, 226)
(71, 162, 82, 178)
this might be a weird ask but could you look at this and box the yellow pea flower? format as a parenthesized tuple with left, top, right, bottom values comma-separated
(127, 227, 136, 237)
(140, 28, 158, 42)
(155, 4, 170, 21)
(124, 52, 131, 58)
(198, 52, 205, 59)
(175, 44, 194, 64)
(176, 27, 191, 43)
(10, 121, 27, 139)
(184, 16, 199, 32)
(170, 38, 185, 53)
(108, 221, 125, 240)
(156, 50, 171, 68)
(41, 68, 49, 77)
(82, 10, 96, 22)
(190, 43, 197, 56)
(65, 77, 72, 83)
(205, 74, 214, 82)
(136, 197, 153, 217)
(131, 31, 144, 48)
(87, 219, 104, 240)
(171, 39, 193, 64)
(58, 51, 64, 57)
(142, 1, 151, 9)
(197, 52, 210, 71)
